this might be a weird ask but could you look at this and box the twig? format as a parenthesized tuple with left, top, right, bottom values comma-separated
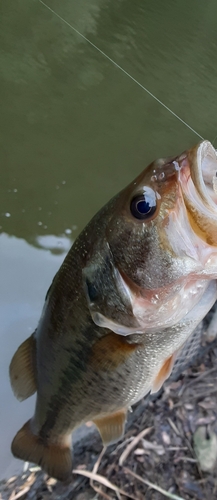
(142, 438, 165, 454)
(119, 427, 152, 466)
(112, 437, 134, 454)
(167, 418, 180, 436)
(9, 486, 30, 500)
(92, 446, 107, 475)
(167, 447, 188, 451)
(90, 447, 113, 500)
(124, 468, 185, 500)
(189, 387, 217, 400)
(73, 469, 139, 500)
(174, 457, 197, 463)
(179, 366, 217, 393)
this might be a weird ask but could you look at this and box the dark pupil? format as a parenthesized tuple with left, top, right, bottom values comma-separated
(136, 199, 151, 215)
(130, 189, 157, 220)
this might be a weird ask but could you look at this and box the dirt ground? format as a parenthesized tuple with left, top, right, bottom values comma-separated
(1, 328, 217, 500)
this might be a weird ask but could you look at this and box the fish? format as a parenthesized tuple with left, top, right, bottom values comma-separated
(9, 140, 217, 481)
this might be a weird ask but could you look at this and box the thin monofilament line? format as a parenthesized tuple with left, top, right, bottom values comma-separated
(39, 0, 204, 141)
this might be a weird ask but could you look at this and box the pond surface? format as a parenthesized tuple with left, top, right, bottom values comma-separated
(1, 0, 217, 479)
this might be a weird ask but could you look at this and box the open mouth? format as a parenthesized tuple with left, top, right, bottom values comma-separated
(194, 140, 217, 208)
(178, 140, 217, 245)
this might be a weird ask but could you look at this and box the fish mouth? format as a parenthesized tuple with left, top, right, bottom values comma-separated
(179, 140, 217, 244)
(191, 140, 217, 207)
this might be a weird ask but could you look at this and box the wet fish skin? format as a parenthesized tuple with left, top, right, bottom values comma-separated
(10, 140, 217, 480)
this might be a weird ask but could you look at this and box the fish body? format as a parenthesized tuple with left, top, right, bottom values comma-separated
(10, 141, 217, 480)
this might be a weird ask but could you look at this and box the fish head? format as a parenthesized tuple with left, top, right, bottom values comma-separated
(83, 140, 217, 336)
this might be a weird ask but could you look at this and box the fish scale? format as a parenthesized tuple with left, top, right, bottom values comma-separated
(9, 140, 217, 481)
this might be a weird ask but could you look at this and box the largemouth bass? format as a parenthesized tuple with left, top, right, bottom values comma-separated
(10, 140, 217, 481)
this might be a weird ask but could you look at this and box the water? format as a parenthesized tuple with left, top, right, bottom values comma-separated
(1, 0, 217, 479)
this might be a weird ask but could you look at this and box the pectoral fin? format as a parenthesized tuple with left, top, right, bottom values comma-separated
(90, 332, 138, 372)
(9, 334, 37, 401)
(93, 408, 127, 445)
(151, 352, 177, 394)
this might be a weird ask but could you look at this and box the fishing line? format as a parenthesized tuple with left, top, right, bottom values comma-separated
(39, 0, 204, 141)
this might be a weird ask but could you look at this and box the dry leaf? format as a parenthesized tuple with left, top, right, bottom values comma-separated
(193, 427, 217, 472)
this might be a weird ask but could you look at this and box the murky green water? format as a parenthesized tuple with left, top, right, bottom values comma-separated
(1, 0, 217, 479)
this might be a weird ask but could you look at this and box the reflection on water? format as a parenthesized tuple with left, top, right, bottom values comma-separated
(35, 233, 73, 253)
(1, 0, 217, 480)
(0, 233, 69, 479)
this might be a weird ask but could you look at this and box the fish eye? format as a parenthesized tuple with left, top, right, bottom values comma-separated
(130, 187, 157, 220)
